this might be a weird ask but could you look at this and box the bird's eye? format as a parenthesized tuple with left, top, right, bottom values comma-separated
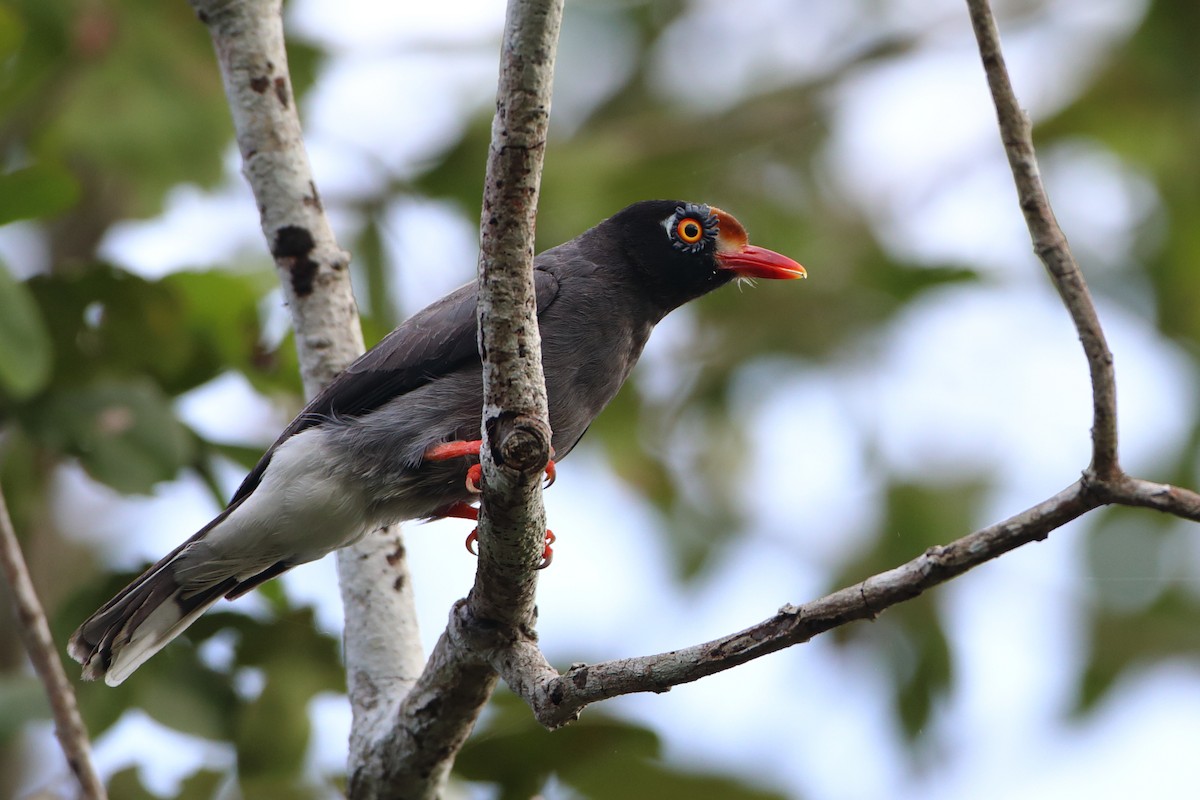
(665, 204, 717, 253)
(676, 218, 704, 244)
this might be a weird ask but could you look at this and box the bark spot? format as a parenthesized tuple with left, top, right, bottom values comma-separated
(303, 180, 323, 211)
(393, 575, 406, 592)
(250, 75, 270, 94)
(386, 543, 406, 565)
(273, 76, 290, 108)
(571, 665, 589, 689)
(272, 225, 318, 297)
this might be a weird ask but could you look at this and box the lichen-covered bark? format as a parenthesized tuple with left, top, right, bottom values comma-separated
(187, 1, 426, 793)
(345, 1, 565, 797)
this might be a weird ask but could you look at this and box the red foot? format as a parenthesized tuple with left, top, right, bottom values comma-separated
(540, 530, 556, 569)
(432, 502, 554, 567)
(464, 528, 555, 568)
(426, 441, 558, 568)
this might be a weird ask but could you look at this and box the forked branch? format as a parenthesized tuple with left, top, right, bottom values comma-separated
(482, 0, 1200, 728)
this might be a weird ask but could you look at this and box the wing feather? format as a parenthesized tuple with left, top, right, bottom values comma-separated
(229, 269, 562, 504)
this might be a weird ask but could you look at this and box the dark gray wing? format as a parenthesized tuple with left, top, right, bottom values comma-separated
(229, 268, 562, 504)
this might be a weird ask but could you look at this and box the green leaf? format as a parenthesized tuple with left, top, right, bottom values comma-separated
(28, 265, 204, 393)
(0, 163, 80, 224)
(227, 611, 343, 785)
(458, 693, 790, 800)
(30, 379, 194, 493)
(160, 268, 275, 384)
(25, 264, 278, 398)
(1078, 586, 1200, 713)
(136, 644, 239, 741)
(566, 756, 792, 800)
(829, 479, 987, 739)
(0, 264, 52, 398)
(0, 4, 24, 61)
(177, 769, 227, 800)
(1076, 509, 1200, 712)
(106, 767, 159, 800)
(48, 0, 231, 215)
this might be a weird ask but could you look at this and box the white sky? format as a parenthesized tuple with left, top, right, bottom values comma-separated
(18, 0, 1200, 798)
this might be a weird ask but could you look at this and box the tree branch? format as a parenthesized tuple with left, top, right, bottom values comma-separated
(487, 0, 1200, 731)
(186, 0, 426, 791)
(0, 482, 106, 800)
(1101, 476, 1200, 522)
(471, 0, 561, 634)
(344, 1, 564, 797)
(965, 0, 1119, 479)
(502, 481, 1100, 727)
(182, 0, 1200, 790)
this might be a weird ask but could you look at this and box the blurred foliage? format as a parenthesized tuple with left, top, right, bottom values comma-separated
(458, 692, 792, 800)
(831, 480, 987, 739)
(0, 0, 1198, 798)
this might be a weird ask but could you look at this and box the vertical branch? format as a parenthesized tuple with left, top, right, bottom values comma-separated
(346, 1, 564, 796)
(186, 0, 426, 784)
(189, 0, 360, 394)
(965, 0, 1120, 479)
(472, 0, 562, 624)
(0, 483, 106, 800)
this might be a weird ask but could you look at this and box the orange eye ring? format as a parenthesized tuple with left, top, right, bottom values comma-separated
(676, 218, 704, 244)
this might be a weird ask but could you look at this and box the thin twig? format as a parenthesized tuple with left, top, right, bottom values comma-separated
(1103, 477, 1200, 522)
(965, 0, 1120, 479)
(0, 483, 107, 800)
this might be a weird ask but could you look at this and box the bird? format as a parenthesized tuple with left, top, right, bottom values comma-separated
(69, 199, 806, 686)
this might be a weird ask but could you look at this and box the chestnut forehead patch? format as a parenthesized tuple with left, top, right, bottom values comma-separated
(710, 206, 748, 251)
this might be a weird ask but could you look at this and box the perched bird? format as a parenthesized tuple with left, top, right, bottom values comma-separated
(70, 200, 805, 686)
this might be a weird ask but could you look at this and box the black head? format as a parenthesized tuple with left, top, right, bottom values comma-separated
(599, 200, 806, 314)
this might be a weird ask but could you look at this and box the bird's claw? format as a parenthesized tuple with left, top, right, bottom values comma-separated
(464, 528, 555, 568)
(466, 464, 483, 494)
(538, 530, 556, 569)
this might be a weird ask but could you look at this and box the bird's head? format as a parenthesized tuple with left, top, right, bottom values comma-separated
(603, 200, 806, 313)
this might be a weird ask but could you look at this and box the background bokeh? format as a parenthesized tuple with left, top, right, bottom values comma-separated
(2, 0, 1200, 797)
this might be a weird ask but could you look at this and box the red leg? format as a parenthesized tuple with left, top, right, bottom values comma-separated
(424, 440, 485, 493)
(432, 501, 478, 521)
(423, 440, 482, 461)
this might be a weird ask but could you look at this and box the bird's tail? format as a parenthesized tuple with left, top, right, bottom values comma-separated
(68, 544, 238, 687)
(69, 503, 250, 687)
